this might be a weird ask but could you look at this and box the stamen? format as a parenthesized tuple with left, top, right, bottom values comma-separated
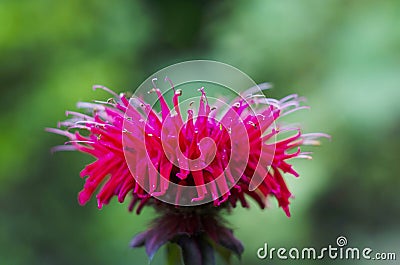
(65, 111, 93, 120)
(75, 120, 106, 127)
(76, 102, 105, 111)
(67, 125, 90, 130)
(281, 106, 310, 117)
(279, 94, 299, 104)
(198, 87, 209, 105)
(175, 89, 182, 96)
(92, 85, 119, 98)
(57, 121, 74, 128)
(279, 100, 301, 110)
(255, 98, 280, 108)
(92, 98, 117, 106)
(302, 139, 322, 146)
(276, 124, 301, 132)
(50, 145, 77, 153)
(150, 82, 170, 119)
(45, 128, 75, 138)
(164, 76, 176, 93)
(65, 140, 95, 145)
(297, 154, 313, 159)
(244, 82, 272, 95)
(151, 77, 158, 89)
(245, 94, 267, 100)
(302, 133, 331, 140)
(233, 102, 241, 108)
(296, 151, 313, 160)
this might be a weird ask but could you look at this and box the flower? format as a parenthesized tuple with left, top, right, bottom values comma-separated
(47, 83, 327, 213)
(47, 81, 329, 263)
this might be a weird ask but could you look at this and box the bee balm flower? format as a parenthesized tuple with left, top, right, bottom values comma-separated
(47, 80, 329, 263)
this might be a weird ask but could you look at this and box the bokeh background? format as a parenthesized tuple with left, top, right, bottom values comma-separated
(1, 1, 399, 264)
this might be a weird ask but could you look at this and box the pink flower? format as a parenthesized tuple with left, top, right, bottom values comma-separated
(48, 81, 329, 262)
(47, 82, 328, 217)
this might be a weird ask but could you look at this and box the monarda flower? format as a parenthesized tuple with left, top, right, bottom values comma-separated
(47, 81, 328, 265)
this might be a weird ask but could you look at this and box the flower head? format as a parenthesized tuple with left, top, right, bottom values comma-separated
(47, 81, 329, 262)
(47, 82, 328, 215)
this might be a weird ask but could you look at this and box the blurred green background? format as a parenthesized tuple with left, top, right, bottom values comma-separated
(1, 0, 399, 264)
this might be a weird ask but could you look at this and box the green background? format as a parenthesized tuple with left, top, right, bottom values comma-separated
(1, 1, 399, 264)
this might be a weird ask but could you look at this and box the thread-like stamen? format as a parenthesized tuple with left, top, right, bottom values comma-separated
(93, 85, 119, 98)
(93, 99, 116, 106)
(151, 77, 158, 89)
(50, 145, 77, 153)
(245, 94, 267, 100)
(244, 82, 272, 95)
(57, 121, 75, 128)
(150, 81, 170, 119)
(279, 94, 299, 104)
(198, 87, 209, 106)
(65, 140, 95, 145)
(76, 102, 105, 111)
(302, 139, 322, 145)
(302, 133, 331, 140)
(254, 97, 280, 108)
(295, 151, 313, 159)
(65, 111, 94, 120)
(296, 154, 313, 159)
(75, 120, 106, 127)
(67, 125, 91, 130)
(279, 100, 301, 110)
(45, 128, 75, 138)
(276, 124, 301, 132)
(281, 106, 310, 117)
(164, 76, 176, 93)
